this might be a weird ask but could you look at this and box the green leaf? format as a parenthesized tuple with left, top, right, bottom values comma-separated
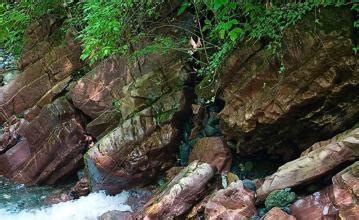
(177, 1, 190, 16)
(229, 27, 243, 41)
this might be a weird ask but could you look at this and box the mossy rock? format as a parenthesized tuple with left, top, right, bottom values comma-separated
(265, 188, 296, 210)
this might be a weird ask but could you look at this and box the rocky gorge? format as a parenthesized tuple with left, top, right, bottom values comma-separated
(0, 2, 358, 220)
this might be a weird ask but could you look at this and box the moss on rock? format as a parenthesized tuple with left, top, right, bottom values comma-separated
(265, 188, 296, 210)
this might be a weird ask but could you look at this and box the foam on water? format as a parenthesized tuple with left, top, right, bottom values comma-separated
(0, 191, 132, 220)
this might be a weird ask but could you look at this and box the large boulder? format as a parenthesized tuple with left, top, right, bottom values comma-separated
(204, 180, 257, 219)
(84, 47, 193, 193)
(0, 32, 83, 123)
(262, 207, 296, 220)
(256, 127, 358, 201)
(144, 161, 215, 219)
(211, 7, 358, 158)
(189, 137, 232, 172)
(290, 162, 358, 220)
(291, 186, 338, 219)
(332, 162, 359, 219)
(69, 56, 129, 120)
(85, 96, 187, 193)
(0, 97, 88, 184)
(69, 13, 194, 140)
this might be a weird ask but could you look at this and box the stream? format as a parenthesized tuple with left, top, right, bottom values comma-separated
(0, 176, 131, 220)
(0, 49, 133, 220)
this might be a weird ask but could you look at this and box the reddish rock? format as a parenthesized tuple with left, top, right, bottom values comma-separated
(0, 97, 88, 184)
(144, 161, 215, 219)
(189, 104, 205, 139)
(212, 7, 358, 158)
(70, 51, 187, 139)
(256, 128, 358, 201)
(262, 207, 296, 220)
(0, 36, 83, 123)
(187, 194, 212, 219)
(70, 177, 90, 198)
(204, 180, 257, 219)
(291, 186, 338, 220)
(85, 119, 181, 194)
(85, 108, 122, 140)
(44, 192, 73, 205)
(126, 189, 153, 213)
(332, 162, 359, 219)
(84, 56, 192, 193)
(99, 211, 140, 220)
(20, 16, 61, 60)
(0, 116, 28, 153)
(189, 137, 232, 172)
(69, 56, 129, 119)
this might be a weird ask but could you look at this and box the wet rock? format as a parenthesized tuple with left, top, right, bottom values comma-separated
(144, 161, 215, 219)
(70, 177, 90, 198)
(204, 180, 257, 219)
(291, 186, 338, 219)
(99, 211, 139, 220)
(0, 97, 88, 184)
(214, 7, 358, 158)
(0, 48, 16, 70)
(189, 137, 232, 172)
(2, 69, 20, 85)
(44, 192, 73, 205)
(332, 162, 359, 219)
(85, 120, 181, 194)
(126, 189, 152, 213)
(262, 207, 296, 220)
(256, 127, 359, 201)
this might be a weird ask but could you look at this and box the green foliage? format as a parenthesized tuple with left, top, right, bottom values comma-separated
(265, 188, 297, 210)
(0, 2, 30, 55)
(79, 0, 167, 64)
(0, 0, 76, 56)
(1, 0, 356, 84)
(352, 2, 359, 54)
(187, 0, 352, 101)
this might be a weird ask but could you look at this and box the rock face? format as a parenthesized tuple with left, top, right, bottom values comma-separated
(0, 18, 83, 123)
(291, 186, 338, 219)
(84, 55, 192, 193)
(0, 97, 88, 184)
(144, 161, 215, 219)
(256, 127, 358, 201)
(215, 7, 358, 157)
(204, 180, 257, 219)
(70, 177, 90, 198)
(262, 207, 296, 220)
(69, 56, 129, 120)
(290, 162, 358, 220)
(189, 137, 232, 172)
(332, 162, 359, 219)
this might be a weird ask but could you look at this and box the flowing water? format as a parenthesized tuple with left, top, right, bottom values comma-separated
(0, 50, 132, 219)
(0, 176, 131, 220)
